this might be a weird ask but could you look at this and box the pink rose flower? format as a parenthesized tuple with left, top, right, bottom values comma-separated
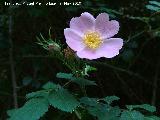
(64, 12, 123, 60)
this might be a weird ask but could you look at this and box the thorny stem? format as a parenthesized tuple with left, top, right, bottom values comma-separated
(63, 81, 72, 87)
(151, 62, 160, 105)
(150, 11, 160, 18)
(126, 30, 146, 43)
(74, 110, 82, 120)
(9, 1, 18, 108)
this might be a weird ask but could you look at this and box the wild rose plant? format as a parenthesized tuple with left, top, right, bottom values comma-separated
(7, 12, 159, 120)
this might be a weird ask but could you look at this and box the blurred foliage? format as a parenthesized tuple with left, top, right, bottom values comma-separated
(8, 81, 159, 120)
(0, 0, 160, 119)
(146, 1, 160, 12)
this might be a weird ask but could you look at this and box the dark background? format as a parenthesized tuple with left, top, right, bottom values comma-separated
(0, 0, 160, 119)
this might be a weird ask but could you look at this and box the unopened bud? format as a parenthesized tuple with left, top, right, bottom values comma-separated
(48, 42, 61, 52)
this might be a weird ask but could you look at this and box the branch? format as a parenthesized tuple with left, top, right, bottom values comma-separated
(9, 1, 18, 108)
(151, 62, 160, 105)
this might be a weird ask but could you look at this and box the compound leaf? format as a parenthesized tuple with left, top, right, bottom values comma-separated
(126, 104, 156, 113)
(120, 110, 144, 120)
(56, 73, 97, 86)
(8, 98, 49, 120)
(48, 86, 80, 112)
(103, 96, 120, 105)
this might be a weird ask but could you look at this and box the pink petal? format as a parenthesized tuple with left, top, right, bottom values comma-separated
(76, 48, 101, 60)
(96, 14, 119, 38)
(64, 28, 85, 51)
(97, 38, 123, 58)
(70, 12, 95, 35)
(96, 13, 109, 23)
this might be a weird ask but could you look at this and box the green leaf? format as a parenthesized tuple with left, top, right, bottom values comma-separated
(98, 106, 121, 120)
(107, 107, 121, 120)
(42, 82, 58, 90)
(80, 97, 99, 107)
(145, 116, 160, 120)
(7, 109, 17, 117)
(56, 73, 97, 86)
(74, 77, 97, 86)
(26, 90, 49, 99)
(80, 97, 121, 120)
(126, 104, 156, 113)
(120, 110, 144, 120)
(8, 98, 49, 120)
(87, 104, 108, 120)
(56, 72, 73, 79)
(81, 65, 97, 76)
(26, 82, 62, 99)
(146, 5, 160, 11)
(87, 104, 120, 120)
(103, 96, 120, 105)
(48, 86, 80, 112)
(149, 1, 160, 7)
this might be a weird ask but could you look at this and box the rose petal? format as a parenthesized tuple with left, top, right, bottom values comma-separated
(96, 13, 109, 23)
(76, 48, 101, 60)
(97, 38, 123, 58)
(96, 16, 119, 38)
(70, 12, 95, 36)
(64, 28, 85, 51)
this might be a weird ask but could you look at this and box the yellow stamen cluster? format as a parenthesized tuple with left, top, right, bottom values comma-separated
(83, 31, 102, 50)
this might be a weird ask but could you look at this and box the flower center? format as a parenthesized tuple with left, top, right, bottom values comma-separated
(83, 31, 102, 50)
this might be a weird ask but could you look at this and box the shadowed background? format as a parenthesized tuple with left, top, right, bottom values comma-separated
(0, 0, 160, 119)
